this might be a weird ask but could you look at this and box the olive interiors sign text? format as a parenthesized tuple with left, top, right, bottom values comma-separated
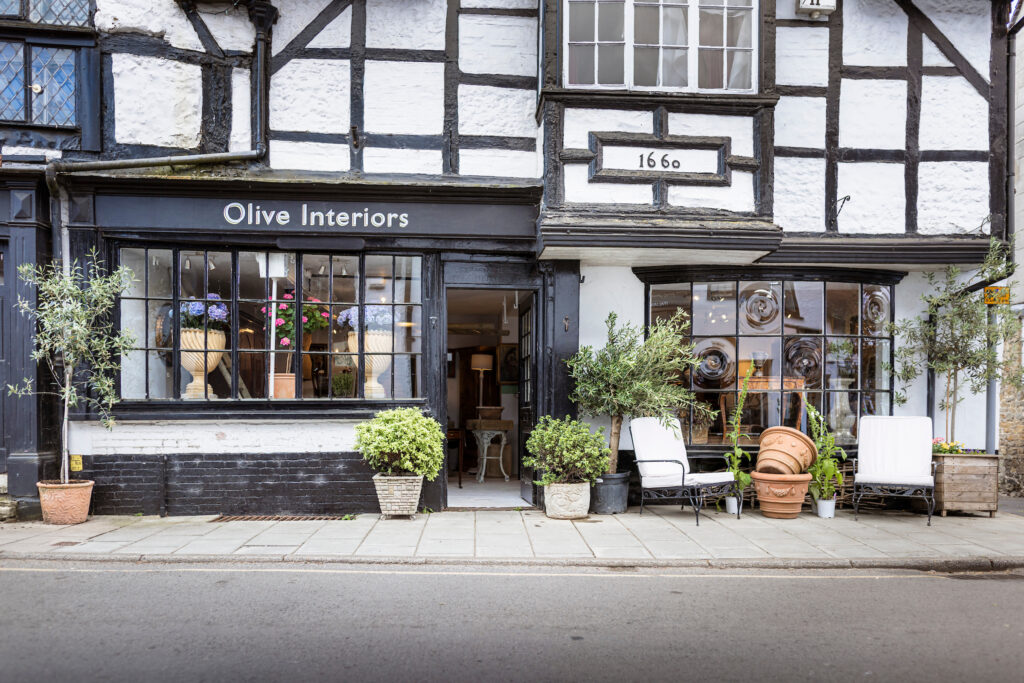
(223, 202, 410, 228)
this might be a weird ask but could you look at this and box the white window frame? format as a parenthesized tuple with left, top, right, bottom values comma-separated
(562, 0, 759, 94)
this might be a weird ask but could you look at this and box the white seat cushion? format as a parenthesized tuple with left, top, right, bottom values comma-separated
(857, 416, 934, 487)
(642, 470, 736, 490)
(630, 417, 690, 485)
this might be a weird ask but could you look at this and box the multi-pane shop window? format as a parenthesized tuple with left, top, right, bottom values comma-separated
(649, 278, 893, 447)
(118, 248, 423, 402)
(565, 0, 756, 90)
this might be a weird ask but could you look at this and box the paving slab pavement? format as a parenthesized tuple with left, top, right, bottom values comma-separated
(3, 506, 1024, 570)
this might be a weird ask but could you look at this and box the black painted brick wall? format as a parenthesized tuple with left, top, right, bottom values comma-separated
(76, 452, 379, 515)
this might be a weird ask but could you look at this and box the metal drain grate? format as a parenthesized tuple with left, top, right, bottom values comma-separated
(210, 514, 354, 522)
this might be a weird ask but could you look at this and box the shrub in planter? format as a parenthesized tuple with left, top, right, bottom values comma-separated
(354, 408, 444, 517)
(524, 416, 610, 519)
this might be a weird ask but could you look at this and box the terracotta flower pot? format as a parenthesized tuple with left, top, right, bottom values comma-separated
(756, 426, 818, 475)
(750, 471, 811, 519)
(37, 480, 94, 525)
(273, 372, 296, 399)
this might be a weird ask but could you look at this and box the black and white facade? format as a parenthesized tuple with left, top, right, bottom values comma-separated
(0, 0, 1011, 516)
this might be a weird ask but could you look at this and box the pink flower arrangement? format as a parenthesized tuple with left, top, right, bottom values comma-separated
(280, 337, 291, 347)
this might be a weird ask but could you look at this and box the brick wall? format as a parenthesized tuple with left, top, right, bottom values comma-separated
(1000, 322, 1024, 495)
(75, 452, 381, 515)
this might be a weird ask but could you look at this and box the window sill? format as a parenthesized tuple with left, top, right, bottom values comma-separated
(76, 399, 430, 422)
(539, 88, 778, 115)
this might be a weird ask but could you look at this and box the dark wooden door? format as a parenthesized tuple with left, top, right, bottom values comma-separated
(0, 243, 8, 472)
(518, 293, 538, 505)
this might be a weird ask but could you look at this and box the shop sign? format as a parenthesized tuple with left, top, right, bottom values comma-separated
(984, 286, 1010, 305)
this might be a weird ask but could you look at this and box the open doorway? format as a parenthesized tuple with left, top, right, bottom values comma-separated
(446, 288, 533, 508)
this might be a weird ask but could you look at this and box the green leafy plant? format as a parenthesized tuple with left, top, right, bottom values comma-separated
(803, 398, 848, 501)
(7, 252, 136, 484)
(523, 415, 611, 486)
(567, 310, 710, 475)
(354, 407, 445, 479)
(723, 365, 755, 491)
(889, 238, 1023, 443)
(331, 367, 356, 398)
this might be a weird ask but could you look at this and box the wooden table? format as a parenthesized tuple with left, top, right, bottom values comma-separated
(933, 452, 999, 517)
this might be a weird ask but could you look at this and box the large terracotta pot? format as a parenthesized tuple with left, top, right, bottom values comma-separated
(37, 480, 94, 525)
(180, 328, 226, 399)
(756, 426, 817, 475)
(751, 471, 811, 519)
(348, 331, 393, 398)
(273, 372, 296, 399)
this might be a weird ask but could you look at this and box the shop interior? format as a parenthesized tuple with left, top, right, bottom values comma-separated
(445, 288, 530, 508)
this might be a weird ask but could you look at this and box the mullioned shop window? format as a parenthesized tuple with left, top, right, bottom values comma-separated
(565, 0, 756, 91)
(649, 278, 893, 447)
(117, 248, 423, 402)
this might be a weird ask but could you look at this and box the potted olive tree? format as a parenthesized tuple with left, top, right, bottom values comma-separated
(354, 407, 444, 518)
(804, 400, 847, 518)
(8, 253, 135, 524)
(523, 415, 610, 519)
(567, 310, 711, 514)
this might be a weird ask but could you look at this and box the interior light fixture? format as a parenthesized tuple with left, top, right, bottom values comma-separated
(208, 257, 216, 270)
(184, 257, 191, 271)
(318, 264, 326, 275)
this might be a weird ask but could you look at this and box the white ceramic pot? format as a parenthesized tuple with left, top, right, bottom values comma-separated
(372, 473, 423, 518)
(725, 496, 739, 515)
(348, 331, 394, 398)
(544, 482, 590, 519)
(180, 328, 226, 399)
(816, 496, 837, 519)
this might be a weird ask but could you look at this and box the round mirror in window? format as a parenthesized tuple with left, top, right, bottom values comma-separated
(694, 337, 736, 390)
(783, 336, 822, 390)
(862, 285, 890, 336)
(738, 281, 781, 335)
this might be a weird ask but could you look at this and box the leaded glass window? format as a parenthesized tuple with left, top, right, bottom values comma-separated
(1, 0, 91, 27)
(0, 39, 77, 127)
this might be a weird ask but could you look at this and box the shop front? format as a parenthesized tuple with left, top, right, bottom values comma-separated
(59, 175, 577, 515)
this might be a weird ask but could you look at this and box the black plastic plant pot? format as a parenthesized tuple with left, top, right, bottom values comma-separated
(591, 472, 631, 514)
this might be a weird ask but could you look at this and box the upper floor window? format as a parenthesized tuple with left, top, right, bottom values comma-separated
(0, 1, 91, 27)
(0, 39, 77, 126)
(565, 0, 756, 92)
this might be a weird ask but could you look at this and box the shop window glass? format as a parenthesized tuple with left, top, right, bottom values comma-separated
(118, 248, 422, 403)
(566, 0, 755, 92)
(650, 277, 893, 445)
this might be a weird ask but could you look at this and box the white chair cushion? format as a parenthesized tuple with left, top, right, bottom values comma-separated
(641, 470, 736, 489)
(630, 417, 691, 487)
(857, 416, 934, 487)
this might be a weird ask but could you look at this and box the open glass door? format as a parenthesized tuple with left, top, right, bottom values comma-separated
(518, 293, 537, 505)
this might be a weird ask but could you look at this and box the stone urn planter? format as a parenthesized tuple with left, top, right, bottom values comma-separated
(751, 471, 811, 519)
(37, 480, 94, 525)
(372, 473, 423, 518)
(544, 482, 591, 519)
(756, 426, 818, 475)
(180, 328, 226, 399)
(349, 331, 393, 398)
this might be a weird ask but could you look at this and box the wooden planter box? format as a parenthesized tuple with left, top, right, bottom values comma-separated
(933, 453, 999, 517)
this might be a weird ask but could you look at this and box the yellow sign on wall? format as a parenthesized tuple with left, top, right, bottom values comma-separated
(69, 454, 83, 472)
(985, 287, 1010, 305)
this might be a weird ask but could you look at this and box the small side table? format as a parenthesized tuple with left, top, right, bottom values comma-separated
(446, 429, 464, 489)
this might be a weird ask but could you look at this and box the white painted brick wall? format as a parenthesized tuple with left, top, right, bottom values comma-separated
(775, 26, 829, 87)
(916, 0, 991, 78)
(270, 59, 351, 134)
(919, 76, 989, 151)
(459, 15, 536, 76)
(308, 5, 352, 48)
(839, 79, 906, 150)
(367, 0, 446, 50)
(112, 54, 202, 148)
(837, 162, 905, 234)
(843, 0, 907, 66)
(774, 157, 826, 232)
(272, 0, 334, 55)
(364, 61, 445, 134)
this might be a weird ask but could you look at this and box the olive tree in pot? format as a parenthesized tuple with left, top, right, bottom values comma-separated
(354, 407, 444, 518)
(523, 416, 610, 519)
(804, 399, 848, 518)
(567, 310, 710, 514)
(8, 253, 135, 524)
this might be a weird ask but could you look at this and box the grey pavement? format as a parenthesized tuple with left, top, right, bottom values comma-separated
(2, 560, 1024, 682)
(4, 505, 1024, 569)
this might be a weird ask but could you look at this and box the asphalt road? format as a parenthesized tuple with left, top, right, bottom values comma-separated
(1, 561, 1023, 683)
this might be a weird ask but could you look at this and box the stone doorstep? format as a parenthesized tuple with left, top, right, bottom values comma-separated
(0, 474, 7, 495)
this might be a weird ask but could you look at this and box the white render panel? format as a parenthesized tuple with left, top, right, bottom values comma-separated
(363, 147, 443, 174)
(96, 0, 203, 52)
(666, 172, 756, 213)
(308, 6, 352, 48)
(459, 15, 537, 76)
(462, 0, 537, 8)
(563, 164, 652, 204)
(1, 146, 62, 159)
(229, 68, 251, 152)
(776, 26, 829, 87)
(774, 157, 826, 232)
(367, 0, 445, 50)
(839, 79, 906, 150)
(837, 162, 905, 234)
(842, 0, 907, 66)
(922, 36, 953, 68)
(272, 0, 334, 55)
(68, 420, 359, 455)
(893, 273, 931, 418)
(459, 149, 540, 177)
(563, 108, 652, 148)
(270, 141, 351, 171)
(917, 161, 989, 235)
(919, 76, 989, 151)
(270, 60, 350, 133)
(916, 0, 991, 80)
(774, 96, 826, 149)
(667, 113, 754, 157)
(112, 54, 202, 148)
(458, 85, 537, 137)
(196, 3, 254, 52)
(578, 266, 645, 449)
(364, 61, 445, 134)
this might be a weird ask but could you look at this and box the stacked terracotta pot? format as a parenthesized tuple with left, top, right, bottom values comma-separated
(750, 427, 818, 519)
